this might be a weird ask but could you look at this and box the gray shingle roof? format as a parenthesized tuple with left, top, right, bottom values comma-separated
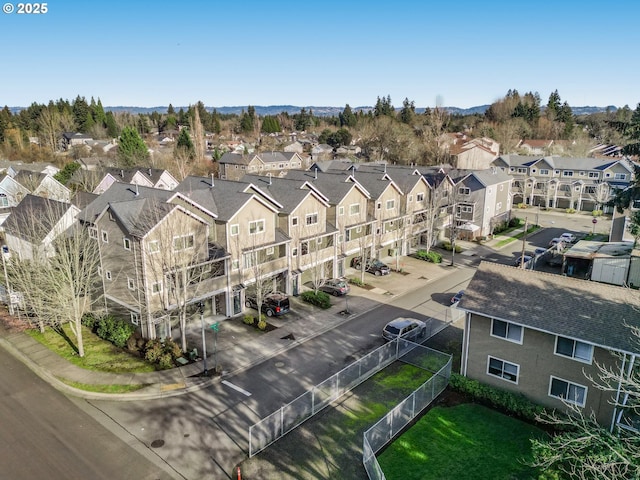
(241, 175, 311, 214)
(459, 261, 640, 355)
(494, 155, 632, 173)
(4, 194, 72, 242)
(284, 170, 369, 204)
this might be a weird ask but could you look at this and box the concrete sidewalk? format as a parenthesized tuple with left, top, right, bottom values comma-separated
(0, 253, 467, 401)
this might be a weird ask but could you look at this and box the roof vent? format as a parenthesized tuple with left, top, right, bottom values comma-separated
(210, 173, 215, 188)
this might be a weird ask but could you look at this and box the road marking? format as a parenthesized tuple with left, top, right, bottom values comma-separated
(222, 380, 252, 397)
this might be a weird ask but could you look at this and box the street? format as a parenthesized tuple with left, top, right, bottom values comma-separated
(0, 344, 176, 480)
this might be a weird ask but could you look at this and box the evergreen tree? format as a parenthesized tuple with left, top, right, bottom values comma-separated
(117, 126, 149, 167)
(105, 111, 119, 138)
(72, 96, 94, 132)
(546, 90, 562, 119)
(211, 109, 221, 135)
(261, 115, 281, 134)
(167, 104, 175, 115)
(93, 98, 107, 127)
(0, 106, 12, 142)
(399, 98, 416, 124)
(339, 104, 357, 128)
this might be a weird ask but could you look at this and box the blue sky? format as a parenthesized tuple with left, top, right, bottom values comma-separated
(1, 0, 639, 109)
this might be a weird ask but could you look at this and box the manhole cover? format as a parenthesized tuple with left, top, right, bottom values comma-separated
(150, 439, 165, 448)
(274, 361, 285, 368)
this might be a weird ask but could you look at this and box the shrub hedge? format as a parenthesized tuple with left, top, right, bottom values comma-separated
(83, 313, 135, 348)
(415, 249, 442, 263)
(448, 373, 544, 422)
(301, 290, 332, 309)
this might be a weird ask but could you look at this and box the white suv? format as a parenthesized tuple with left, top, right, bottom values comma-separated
(560, 233, 577, 243)
(382, 317, 427, 342)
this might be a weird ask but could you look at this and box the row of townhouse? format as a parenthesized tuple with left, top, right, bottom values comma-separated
(491, 154, 634, 212)
(218, 151, 309, 181)
(459, 262, 640, 432)
(3, 162, 514, 340)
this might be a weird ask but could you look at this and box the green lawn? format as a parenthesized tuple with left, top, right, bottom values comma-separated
(27, 323, 155, 373)
(378, 403, 545, 480)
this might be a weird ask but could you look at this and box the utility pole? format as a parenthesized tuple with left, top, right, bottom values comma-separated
(520, 218, 528, 269)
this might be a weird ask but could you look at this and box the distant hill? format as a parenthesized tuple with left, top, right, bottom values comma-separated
(7, 104, 618, 117)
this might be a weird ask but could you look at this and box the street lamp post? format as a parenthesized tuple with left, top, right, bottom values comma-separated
(198, 301, 208, 376)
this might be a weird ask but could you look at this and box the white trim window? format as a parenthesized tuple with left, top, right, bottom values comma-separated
(516, 168, 527, 174)
(459, 187, 470, 195)
(408, 195, 413, 203)
(349, 204, 360, 216)
(291, 217, 299, 227)
(266, 246, 274, 255)
(105, 270, 112, 281)
(88, 227, 98, 239)
(338, 206, 344, 216)
(386, 199, 395, 210)
(173, 234, 195, 251)
(151, 281, 163, 295)
(614, 173, 627, 180)
(0, 194, 8, 208)
(491, 319, 523, 344)
(249, 219, 265, 235)
(130, 312, 139, 326)
(148, 240, 160, 254)
(487, 356, 519, 383)
(416, 192, 425, 202)
(549, 376, 587, 407)
(230, 224, 239, 236)
(127, 277, 135, 291)
(305, 213, 318, 226)
(555, 336, 593, 363)
(232, 259, 239, 270)
(123, 237, 131, 251)
(539, 169, 550, 175)
(101, 230, 109, 243)
(291, 247, 298, 257)
(588, 172, 599, 178)
(562, 171, 574, 177)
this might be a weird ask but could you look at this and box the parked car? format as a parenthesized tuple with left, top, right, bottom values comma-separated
(382, 317, 427, 342)
(319, 278, 350, 296)
(245, 292, 291, 317)
(365, 259, 390, 276)
(533, 247, 547, 256)
(514, 255, 533, 267)
(451, 290, 464, 304)
(548, 238, 567, 248)
(560, 233, 577, 243)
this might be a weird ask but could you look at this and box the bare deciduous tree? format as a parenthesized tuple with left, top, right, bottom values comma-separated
(7, 200, 100, 357)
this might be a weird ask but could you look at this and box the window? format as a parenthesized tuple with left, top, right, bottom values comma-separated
(338, 206, 344, 216)
(416, 192, 424, 202)
(266, 246, 274, 255)
(491, 319, 523, 343)
(579, 171, 586, 176)
(0, 194, 7, 208)
(487, 356, 519, 383)
(173, 234, 194, 251)
(232, 259, 239, 270)
(291, 247, 298, 257)
(376, 202, 382, 210)
(562, 171, 574, 177)
(249, 220, 265, 235)
(555, 336, 593, 363)
(305, 213, 318, 225)
(345, 229, 351, 241)
(386, 199, 395, 210)
(517, 168, 527, 174)
(615, 173, 627, 180)
(539, 169, 549, 175)
(88, 227, 98, 239)
(349, 203, 360, 216)
(230, 224, 239, 236)
(101, 230, 109, 243)
(301, 242, 308, 255)
(496, 202, 502, 210)
(151, 282, 162, 294)
(291, 217, 299, 227)
(123, 237, 131, 251)
(130, 313, 139, 326)
(127, 277, 135, 291)
(459, 187, 470, 195)
(549, 377, 587, 407)
(105, 270, 112, 281)
(148, 240, 160, 254)
(588, 172, 599, 178)
(337, 234, 343, 243)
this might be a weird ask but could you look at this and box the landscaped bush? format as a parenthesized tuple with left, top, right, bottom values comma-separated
(95, 315, 136, 348)
(517, 203, 528, 209)
(592, 209, 603, 217)
(565, 208, 576, 214)
(243, 314, 255, 325)
(143, 337, 183, 369)
(441, 241, 463, 253)
(508, 217, 521, 228)
(348, 277, 364, 287)
(415, 249, 442, 263)
(449, 373, 544, 422)
(301, 290, 331, 309)
(81, 312, 99, 331)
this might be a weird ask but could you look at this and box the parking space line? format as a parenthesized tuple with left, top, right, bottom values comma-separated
(222, 380, 252, 397)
